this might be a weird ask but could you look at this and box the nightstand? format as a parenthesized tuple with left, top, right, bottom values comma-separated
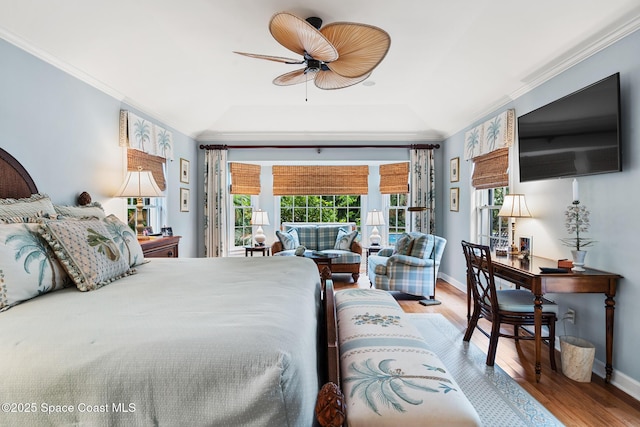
(140, 236, 181, 258)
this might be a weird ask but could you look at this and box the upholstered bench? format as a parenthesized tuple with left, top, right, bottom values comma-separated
(335, 289, 481, 426)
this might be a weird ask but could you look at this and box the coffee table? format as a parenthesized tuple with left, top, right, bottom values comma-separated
(277, 250, 339, 272)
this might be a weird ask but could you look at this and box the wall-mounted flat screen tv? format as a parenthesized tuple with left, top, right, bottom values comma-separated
(518, 72, 621, 182)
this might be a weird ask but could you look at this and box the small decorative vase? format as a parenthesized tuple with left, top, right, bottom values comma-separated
(295, 245, 306, 256)
(571, 250, 587, 272)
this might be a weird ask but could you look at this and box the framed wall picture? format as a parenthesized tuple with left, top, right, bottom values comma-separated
(450, 157, 460, 182)
(180, 188, 190, 212)
(450, 187, 459, 212)
(180, 158, 190, 184)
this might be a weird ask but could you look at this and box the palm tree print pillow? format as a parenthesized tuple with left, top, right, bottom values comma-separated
(39, 219, 133, 291)
(103, 214, 146, 267)
(0, 222, 71, 312)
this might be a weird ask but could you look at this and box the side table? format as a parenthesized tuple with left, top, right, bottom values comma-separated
(365, 245, 383, 271)
(245, 246, 270, 257)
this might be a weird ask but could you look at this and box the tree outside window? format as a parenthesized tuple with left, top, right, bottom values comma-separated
(126, 197, 163, 234)
(233, 195, 253, 247)
(476, 187, 509, 250)
(280, 195, 361, 232)
(387, 193, 408, 244)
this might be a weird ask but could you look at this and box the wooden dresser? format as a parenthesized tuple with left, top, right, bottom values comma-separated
(140, 236, 181, 258)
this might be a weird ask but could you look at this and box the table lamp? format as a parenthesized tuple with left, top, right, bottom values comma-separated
(115, 166, 163, 240)
(251, 210, 270, 246)
(366, 210, 385, 246)
(497, 194, 531, 255)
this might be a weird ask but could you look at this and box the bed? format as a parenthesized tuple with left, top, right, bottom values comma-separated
(0, 147, 340, 426)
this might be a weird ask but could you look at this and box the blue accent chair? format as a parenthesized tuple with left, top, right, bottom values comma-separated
(367, 233, 447, 299)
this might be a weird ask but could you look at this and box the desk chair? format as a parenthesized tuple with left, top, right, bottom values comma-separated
(461, 240, 558, 369)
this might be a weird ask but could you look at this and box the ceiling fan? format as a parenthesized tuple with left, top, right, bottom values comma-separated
(234, 12, 391, 90)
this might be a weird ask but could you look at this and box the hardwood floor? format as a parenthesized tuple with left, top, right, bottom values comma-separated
(332, 273, 640, 427)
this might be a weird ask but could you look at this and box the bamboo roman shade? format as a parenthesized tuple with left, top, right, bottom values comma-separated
(127, 149, 166, 191)
(272, 165, 368, 195)
(379, 162, 409, 194)
(471, 147, 509, 189)
(229, 162, 261, 195)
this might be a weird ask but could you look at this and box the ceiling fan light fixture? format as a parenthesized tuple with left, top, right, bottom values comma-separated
(306, 59, 321, 73)
(235, 12, 391, 90)
(306, 17, 322, 30)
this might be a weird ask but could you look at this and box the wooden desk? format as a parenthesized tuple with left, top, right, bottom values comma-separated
(485, 254, 621, 382)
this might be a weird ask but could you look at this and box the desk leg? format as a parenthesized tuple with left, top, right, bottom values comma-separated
(605, 293, 615, 383)
(534, 293, 543, 382)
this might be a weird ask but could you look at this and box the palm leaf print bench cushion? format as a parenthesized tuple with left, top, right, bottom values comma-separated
(335, 289, 481, 426)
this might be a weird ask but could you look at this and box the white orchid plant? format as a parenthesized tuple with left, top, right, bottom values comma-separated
(560, 201, 596, 251)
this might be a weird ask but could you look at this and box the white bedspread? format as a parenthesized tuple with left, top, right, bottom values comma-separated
(0, 256, 322, 427)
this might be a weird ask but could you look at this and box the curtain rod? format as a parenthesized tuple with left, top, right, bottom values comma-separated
(199, 143, 440, 150)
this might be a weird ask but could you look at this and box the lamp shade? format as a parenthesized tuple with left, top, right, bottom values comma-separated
(498, 194, 531, 218)
(366, 210, 385, 226)
(251, 210, 270, 226)
(115, 168, 163, 198)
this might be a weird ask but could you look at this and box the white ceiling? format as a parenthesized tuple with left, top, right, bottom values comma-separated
(1, 0, 640, 143)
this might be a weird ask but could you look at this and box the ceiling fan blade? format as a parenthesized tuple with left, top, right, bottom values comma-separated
(315, 69, 371, 90)
(273, 68, 318, 86)
(320, 23, 390, 78)
(233, 51, 303, 64)
(269, 12, 338, 62)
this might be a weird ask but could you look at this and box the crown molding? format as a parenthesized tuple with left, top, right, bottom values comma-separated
(195, 130, 444, 143)
(447, 13, 640, 139)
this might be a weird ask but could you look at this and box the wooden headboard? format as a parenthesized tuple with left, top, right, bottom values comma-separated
(0, 147, 39, 199)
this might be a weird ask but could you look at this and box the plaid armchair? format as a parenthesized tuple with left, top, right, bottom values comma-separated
(367, 233, 446, 298)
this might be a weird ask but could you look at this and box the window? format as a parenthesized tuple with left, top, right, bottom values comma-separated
(475, 187, 509, 250)
(233, 195, 253, 247)
(387, 193, 408, 244)
(279, 195, 361, 229)
(125, 197, 165, 234)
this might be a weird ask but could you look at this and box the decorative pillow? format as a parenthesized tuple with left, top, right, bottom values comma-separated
(0, 194, 56, 219)
(334, 228, 358, 250)
(39, 218, 133, 291)
(54, 202, 106, 219)
(102, 214, 146, 267)
(276, 228, 300, 250)
(408, 233, 435, 259)
(0, 222, 71, 312)
(393, 233, 414, 256)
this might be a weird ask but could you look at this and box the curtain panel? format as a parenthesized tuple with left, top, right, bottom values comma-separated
(409, 149, 435, 234)
(119, 110, 174, 160)
(272, 165, 368, 195)
(204, 149, 228, 257)
(379, 162, 409, 194)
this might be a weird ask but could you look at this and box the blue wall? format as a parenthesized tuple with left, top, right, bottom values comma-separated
(4, 20, 640, 396)
(0, 38, 199, 256)
(440, 29, 640, 393)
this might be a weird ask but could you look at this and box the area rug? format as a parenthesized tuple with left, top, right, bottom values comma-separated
(409, 314, 564, 427)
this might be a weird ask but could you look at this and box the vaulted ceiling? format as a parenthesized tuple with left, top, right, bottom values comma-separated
(1, 0, 639, 143)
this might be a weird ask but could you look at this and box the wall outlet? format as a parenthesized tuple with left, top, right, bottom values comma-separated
(565, 308, 576, 324)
